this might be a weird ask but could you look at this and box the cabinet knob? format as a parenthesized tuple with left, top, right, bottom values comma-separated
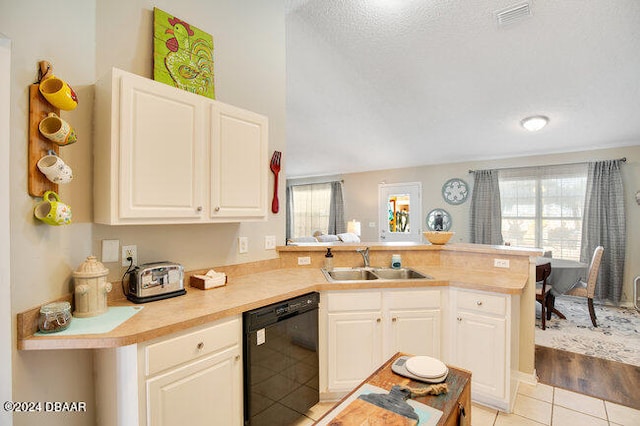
(214, 206, 220, 212)
(457, 317, 462, 322)
(196, 206, 203, 212)
(476, 301, 483, 306)
(392, 317, 397, 322)
(376, 318, 381, 323)
(196, 342, 204, 350)
(235, 355, 240, 361)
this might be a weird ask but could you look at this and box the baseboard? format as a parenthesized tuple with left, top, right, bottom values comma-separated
(514, 369, 538, 386)
(320, 391, 347, 402)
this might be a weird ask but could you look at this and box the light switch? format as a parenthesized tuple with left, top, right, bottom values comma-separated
(101, 240, 119, 263)
(265, 235, 276, 250)
(238, 237, 249, 254)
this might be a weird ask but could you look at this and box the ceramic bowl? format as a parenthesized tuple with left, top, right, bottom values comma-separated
(423, 231, 454, 245)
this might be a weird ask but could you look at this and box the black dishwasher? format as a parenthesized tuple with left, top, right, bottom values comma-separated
(243, 292, 319, 426)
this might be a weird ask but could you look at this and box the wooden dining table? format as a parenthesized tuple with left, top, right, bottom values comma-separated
(536, 257, 589, 319)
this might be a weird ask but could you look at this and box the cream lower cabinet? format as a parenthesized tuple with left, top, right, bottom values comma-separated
(449, 288, 516, 411)
(322, 288, 441, 395)
(385, 290, 441, 360)
(95, 316, 242, 426)
(94, 67, 268, 225)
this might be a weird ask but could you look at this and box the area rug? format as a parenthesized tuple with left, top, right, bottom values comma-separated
(535, 296, 640, 367)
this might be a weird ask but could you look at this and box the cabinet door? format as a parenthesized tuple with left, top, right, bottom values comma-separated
(209, 103, 268, 219)
(119, 73, 205, 220)
(146, 347, 241, 426)
(453, 311, 506, 399)
(327, 311, 383, 392)
(387, 309, 440, 359)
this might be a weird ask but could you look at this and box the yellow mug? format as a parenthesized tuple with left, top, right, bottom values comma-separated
(39, 76, 78, 111)
(34, 191, 72, 226)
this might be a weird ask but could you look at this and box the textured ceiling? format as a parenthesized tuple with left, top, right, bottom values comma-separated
(285, 0, 640, 178)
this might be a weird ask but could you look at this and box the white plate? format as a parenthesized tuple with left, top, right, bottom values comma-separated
(405, 356, 448, 379)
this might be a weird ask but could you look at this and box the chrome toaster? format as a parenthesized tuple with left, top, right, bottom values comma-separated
(127, 262, 186, 303)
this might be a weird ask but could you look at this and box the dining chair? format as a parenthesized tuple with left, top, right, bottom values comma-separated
(535, 262, 552, 330)
(565, 246, 604, 327)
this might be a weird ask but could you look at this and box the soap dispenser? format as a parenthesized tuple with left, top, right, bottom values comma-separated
(324, 248, 334, 271)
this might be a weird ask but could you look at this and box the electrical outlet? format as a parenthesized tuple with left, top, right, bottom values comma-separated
(238, 237, 249, 254)
(265, 235, 276, 250)
(494, 258, 510, 268)
(122, 245, 138, 266)
(298, 256, 311, 265)
(368, 222, 376, 228)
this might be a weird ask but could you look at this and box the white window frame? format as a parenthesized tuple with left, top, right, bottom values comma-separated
(499, 164, 587, 260)
(289, 182, 333, 238)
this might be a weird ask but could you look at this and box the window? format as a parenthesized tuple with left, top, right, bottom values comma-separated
(289, 183, 332, 238)
(499, 164, 587, 260)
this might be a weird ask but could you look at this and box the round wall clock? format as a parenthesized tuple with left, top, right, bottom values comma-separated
(442, 178, 469, 205)
(426, 208, 452, 231)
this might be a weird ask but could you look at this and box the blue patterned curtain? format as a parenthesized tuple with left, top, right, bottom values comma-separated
(328, 181, 346, 235)
(470, 170, 503, 245)
(581, 160, 625, 302)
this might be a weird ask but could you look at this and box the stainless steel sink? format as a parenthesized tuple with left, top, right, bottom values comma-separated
(322, 267, 432, 283)
(371, 268, 431, 280)
(325, 268, 379, 281)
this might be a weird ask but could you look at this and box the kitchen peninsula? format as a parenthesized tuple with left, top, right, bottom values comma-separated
(17, 243, 540, 423)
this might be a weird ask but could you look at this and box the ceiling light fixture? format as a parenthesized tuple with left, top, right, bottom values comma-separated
(521, 115, 549, 132)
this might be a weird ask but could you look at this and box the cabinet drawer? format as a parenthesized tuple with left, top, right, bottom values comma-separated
(456, 290, 506, 316)
(386, 289, 440, 309)
(144, 317, 240, 376)
(327, 291, 382, 312)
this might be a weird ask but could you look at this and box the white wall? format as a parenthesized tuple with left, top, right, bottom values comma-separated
(1, 1, 96, 424)
(343, 145, 640, 304)
(1, 1, 286, 425)
(93, 0, 287, 282)
(1, 34, 13, 426)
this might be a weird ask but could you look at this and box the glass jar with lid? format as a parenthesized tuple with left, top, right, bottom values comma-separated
(38, 301, 72, 333)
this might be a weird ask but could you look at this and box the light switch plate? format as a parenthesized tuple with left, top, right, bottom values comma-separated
(101, 240, 119, 263)
(238, 237, 249, 254)
(265, 235, 276, 250)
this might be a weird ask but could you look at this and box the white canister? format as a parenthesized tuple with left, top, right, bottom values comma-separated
(391, 254, 402, 269)
(73, 256, 111, 317)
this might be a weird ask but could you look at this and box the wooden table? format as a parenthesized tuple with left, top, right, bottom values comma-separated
(315, 353, 471, 426)
(536, 257, 588, 319)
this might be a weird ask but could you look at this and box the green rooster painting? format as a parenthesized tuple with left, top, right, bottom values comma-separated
(153, 8, 215, 99)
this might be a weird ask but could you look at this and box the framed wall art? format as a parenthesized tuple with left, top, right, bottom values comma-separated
(153, 7, 215, 99)
(442, 178, 469, 205)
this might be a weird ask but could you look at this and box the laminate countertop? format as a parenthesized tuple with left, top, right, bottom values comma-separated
(17, 265, 528, 351)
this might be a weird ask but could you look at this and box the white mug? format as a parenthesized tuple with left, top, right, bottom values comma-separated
(37, 152, 73, 184)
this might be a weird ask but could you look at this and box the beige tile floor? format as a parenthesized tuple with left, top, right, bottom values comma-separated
(294, 383, 640, 426)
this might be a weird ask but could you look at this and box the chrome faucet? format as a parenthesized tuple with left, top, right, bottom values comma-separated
(356, 247, 370, 268)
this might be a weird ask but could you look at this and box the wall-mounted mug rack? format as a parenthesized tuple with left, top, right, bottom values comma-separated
(28, 61, 61, 197)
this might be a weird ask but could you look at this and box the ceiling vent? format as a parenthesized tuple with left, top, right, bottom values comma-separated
(495, 2, 532, 27)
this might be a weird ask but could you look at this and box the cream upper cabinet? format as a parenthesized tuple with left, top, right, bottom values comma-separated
(209, 102, 268, 219)
(94, 68, 268, 225)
